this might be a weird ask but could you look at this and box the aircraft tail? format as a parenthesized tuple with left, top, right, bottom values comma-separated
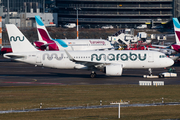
(6, 24, 38, 53)
(173, 18, 180, 45)
(35, 16, 52, 42)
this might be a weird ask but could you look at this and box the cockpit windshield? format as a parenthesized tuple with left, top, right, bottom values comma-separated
(159, 55, 167, 58)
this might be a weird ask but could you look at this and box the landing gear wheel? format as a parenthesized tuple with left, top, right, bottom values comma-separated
(90, 71, 96, 78)
(159, 74, 164, 78)
(148, 68, 152, 76)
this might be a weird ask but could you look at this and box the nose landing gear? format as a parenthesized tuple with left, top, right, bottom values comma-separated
(149, 68, 152, 76)
(143, 68, 158, 78)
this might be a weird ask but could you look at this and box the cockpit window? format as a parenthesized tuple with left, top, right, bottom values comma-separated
(159, 55, 167, 58)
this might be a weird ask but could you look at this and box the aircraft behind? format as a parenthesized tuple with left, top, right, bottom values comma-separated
(148, 18, 180, 62)
(151, 18, 180, 54)
(171, 18, 180, 53)
(4, 24, 174, 78)
(35, 16, 113, 51)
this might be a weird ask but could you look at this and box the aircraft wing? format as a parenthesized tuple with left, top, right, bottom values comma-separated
(168, 53, 180, 61)
(64, 50, 120, 67)
(151, 44, 169, 48)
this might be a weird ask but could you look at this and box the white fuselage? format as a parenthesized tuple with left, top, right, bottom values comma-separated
(53, 39, 113, 51)
(4, 50, 174, 70)
(39, 39, 113, 51)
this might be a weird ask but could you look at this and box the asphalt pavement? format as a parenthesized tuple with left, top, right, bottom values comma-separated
(0, 56, 180, 86)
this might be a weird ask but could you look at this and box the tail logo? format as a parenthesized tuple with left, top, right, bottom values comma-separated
(10, 36, 24, 42)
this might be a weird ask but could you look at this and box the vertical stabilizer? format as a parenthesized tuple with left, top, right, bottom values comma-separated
(35, 16, 68, 48)
(0, 16, 2, 45)
(173, 18, 180, 45)
(6, 24, 38, 53)
(35, 16, 52, 42)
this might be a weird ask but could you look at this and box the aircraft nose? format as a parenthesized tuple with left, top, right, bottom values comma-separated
(167, 58, 174, 67)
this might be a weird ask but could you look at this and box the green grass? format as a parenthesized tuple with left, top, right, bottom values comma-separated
(0, 85, 180, 110)
(0, 85, 180, 119)
(0, 106, 180, 120)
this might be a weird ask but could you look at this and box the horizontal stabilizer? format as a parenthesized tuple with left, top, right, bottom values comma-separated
(41, 43, 55, 47)
(3, 53, 26, 59)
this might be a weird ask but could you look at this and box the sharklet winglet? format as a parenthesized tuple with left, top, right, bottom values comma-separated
(64, 50, 75, 61)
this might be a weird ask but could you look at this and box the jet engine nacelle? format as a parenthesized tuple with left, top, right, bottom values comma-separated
(74, 65, 88, 69)
(104, 64, 123, 76)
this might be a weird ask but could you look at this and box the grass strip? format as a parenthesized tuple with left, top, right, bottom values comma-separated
(0, 106, 180, 120)
(0, 85, 180, 111)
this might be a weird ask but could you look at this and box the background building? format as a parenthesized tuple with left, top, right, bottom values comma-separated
(1, 0, 56, 13)
(0, 0, 57, 28)
(174, 0, 180, 18)
(2, 0, 44, 13)
(1, 0, 180, 28)
(56, 0, 180, 28)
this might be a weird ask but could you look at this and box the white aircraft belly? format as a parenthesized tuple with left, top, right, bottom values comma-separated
(41, 58, 74, 69)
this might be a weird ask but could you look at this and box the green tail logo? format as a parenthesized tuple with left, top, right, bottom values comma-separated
(10, 36, 24, 42)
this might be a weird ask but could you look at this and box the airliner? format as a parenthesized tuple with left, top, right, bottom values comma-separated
(151, 18, 180, 53)
(4, 24, 174, 78)
(171, 18, 180, 52)
(34, 16, 113, 51)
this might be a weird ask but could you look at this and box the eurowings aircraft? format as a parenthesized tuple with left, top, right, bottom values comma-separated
(34, 16, 113, 51)
(4, 24, 174, 78)
(151, 18, 180, 54)
(171, 18, 180, 52)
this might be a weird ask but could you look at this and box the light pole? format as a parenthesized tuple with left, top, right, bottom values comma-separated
(7, 0, 9, 24)
(110, 100, 128, 119)
(74, 7, 81, 39)
(43, 0, 45, 13)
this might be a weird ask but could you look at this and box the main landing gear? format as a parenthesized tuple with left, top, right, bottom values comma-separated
(90, 71, 96, 78)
